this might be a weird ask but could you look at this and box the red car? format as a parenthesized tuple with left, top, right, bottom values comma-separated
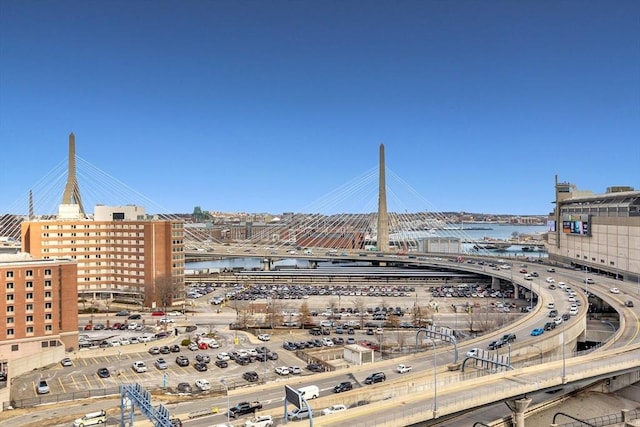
(84, 324, 93, 330)
(152, 311, 166, 316)
(198, 342, 208, 350)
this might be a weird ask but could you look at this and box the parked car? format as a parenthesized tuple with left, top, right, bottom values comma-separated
(257, 334, 271, 341)
(176, 355, 189, 367)
(195, 379, 211, 391)
(625, 300, 634, 307)
(36, 379, 50, 394)
(195, 354, 211, 364)
(243, 371, 259, 382)
(194, 362, 208, 372)
(215, 359, 229, 368)
(97, 367, 110, 378)
(148, 347, 160, 355)
(132, 361, 147, 373)
(155, 358, 168, 370)
(307, 363, 323, 372)
(176, 382, 192, 393)
(60, 358, 73, 367)
(116, 310, 130, 316)
(289, 366, 301, 374)
(275, 366, 290, 376)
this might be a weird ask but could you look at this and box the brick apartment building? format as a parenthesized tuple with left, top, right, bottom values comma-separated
(20, 204, 185, 308)
(0, 254, 78, 385)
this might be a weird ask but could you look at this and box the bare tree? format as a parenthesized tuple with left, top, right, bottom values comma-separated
(153, 275, 183, 311)
(267, 300, 285, 329)
(299, 301, 312, 329)
(351, 299, 368, 329)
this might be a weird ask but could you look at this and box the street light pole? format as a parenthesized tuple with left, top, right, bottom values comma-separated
(221, 378, 230, 424)
(561, 320, 566, 384)
(424, 337, 438, 418)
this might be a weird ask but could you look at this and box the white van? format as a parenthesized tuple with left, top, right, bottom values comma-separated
(297, 385, 320, 400)
(73, 410, 106, 426)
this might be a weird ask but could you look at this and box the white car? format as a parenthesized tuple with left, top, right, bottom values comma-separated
(216, 352, 230, 361)
(545, 277, 555, 283)
(554, 317, 563, 325)
(275, 366, 290, 375)
(128, 322, 138, 330)
(138, 335, 152, 343)
(322, 404, 347, 415)
(132, 361, 147, 373)
(244, 415, 273, 427)
(289, 366, 301, 374)
(195, 379, 211, 391)
(258, 334, 271, 341)
(159, 318, 174, 324)
(610, 288, 620, 294)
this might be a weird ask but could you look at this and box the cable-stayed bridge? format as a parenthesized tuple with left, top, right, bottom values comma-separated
(0, 135, 531, 257)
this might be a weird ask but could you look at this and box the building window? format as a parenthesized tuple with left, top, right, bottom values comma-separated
(26, 281, 33, 288)
(45, 303, 52, 309)
(6, 282, 13, 289)
(7, 305, 14, 312)
(45, 280, 51, 287)
(7, 317, 13, 324)
(44, 269, 51, 275)
(45, 291, 52, 298)
(45, 313, 52, 320)
(42, 342, 49, 348)
(26, 270, 33, 277)
(50, 340, 58, 346)
(5, 271, 13, 278)
(26, 326, 34, 333)
(45, 325, 52, 332)
(6, 295, 14, 301)
(26, 304, 33, 311)
(26, 293, 34, 300)
(26, 315, 33, 322)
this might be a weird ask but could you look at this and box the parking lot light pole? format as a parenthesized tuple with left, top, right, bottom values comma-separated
(221, 378, 230, 424)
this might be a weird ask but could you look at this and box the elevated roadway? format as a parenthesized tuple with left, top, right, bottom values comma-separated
(186, 245, 640, 425)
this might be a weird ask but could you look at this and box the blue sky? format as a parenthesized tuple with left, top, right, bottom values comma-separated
(1, 0, 638, 216)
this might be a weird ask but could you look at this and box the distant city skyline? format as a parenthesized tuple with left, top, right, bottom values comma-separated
(1, 1, 638, 216)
